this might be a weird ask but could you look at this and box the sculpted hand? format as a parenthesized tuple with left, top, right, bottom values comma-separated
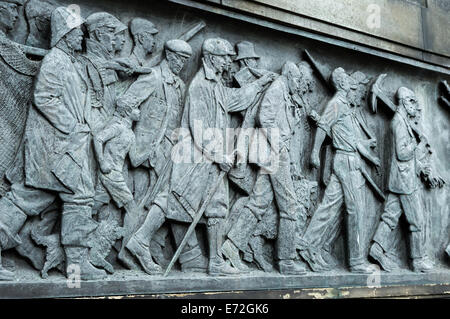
(310, 153, 320, 169)
(308, 110, 320, 123)
(421, 163, 432, 177)
(219, 154, 235, 173)
(101, 162, 112, 174)
(74, 123, 90, 134)
(258, 73, 276, 86)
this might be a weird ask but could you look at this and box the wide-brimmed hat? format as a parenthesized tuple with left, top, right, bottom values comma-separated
(235, 41, 260, 61)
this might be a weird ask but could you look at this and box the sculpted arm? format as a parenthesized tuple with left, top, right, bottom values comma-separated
(34, 58, 80, 134)
(393, 118, 415, 162)
(93, 125, 118, 173)
(128, 133, 147, 168)
(227, 73, 275, 112)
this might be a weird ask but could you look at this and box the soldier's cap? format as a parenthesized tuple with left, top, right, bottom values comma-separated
(129, 18, 158, 36)
(114, 18, 128, 34)
(50, 6, 84, 47)
(165, 39, 192, 58)
(85, 12, 119, 34)
(396, 87, 417, 102)
(235, 41, 260, 61)
(0, 0, 25, 6)
(25, 0, 55, 20)
(202, 38, 236, 56)
(351, 71, 370, 85)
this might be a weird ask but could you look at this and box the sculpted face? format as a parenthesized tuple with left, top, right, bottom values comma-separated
(166, 50, 188, 75)
(94, 25, 116, 54)
(65, 27, 84, 52)
(0, 3, 19, 32)
(114, 30, 126, 53)
(243, 58, 258, 69)
(210, 54, 227, 74)
(402, 94, 418, 117)
(287, 74, 301, 95)
(139, 32, 156, 55)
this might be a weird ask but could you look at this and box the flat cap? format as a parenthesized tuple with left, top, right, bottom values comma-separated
(129, 18, 158, 36)
(165, 39, 192, 58)
(396, 87, 416, 101)
(85, 12, 118, 33)
(202, 38, 235, 56)
(114, 19, 127, 34)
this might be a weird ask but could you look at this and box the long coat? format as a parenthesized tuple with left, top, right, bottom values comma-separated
(24, 47, 91, 194)
(167, 60, 263, 223)
(117, 60, 185, 175)
(388, 111, 419, 195)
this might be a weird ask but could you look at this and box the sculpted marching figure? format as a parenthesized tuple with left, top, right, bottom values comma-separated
(223, 62, 313, 275)
(121, 40, 207, 274)
(369, 87, 443, 273)
(25, 7, 105, 280)
(164, 38, 274, 276)
(298, 67, 380, 274)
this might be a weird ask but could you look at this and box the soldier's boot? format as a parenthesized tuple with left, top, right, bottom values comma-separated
(249, 236, 274, 272)
(369, 242, 400, 272)
(278, 259, 307, 275)
(65, 246, 106, 280)
(320, 249, 339, 268)
(180, 251, 208, 273)
(207, 221, 240, 276)
(347, 211, 376, 274)
(125, 205, 165, 275)
(412, 257, 434, 273)
(170, 223, 208, 273)
(277, 218, 307, 275)
(410, 230, 433, 273)
(126, 236, 163, 275)
(221, 239, 250, 273)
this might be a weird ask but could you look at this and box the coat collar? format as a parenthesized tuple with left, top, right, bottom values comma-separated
(85, 39, 112, 60)
(160, 59, 177, 85)
(202, 58, 220, 82)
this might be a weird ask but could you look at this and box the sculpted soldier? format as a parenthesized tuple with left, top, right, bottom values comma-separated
(24, 0, 55, 49)
(120, 40, 204, 274)
(0, 0, 41, 194)
(0, 0, 43, 280)
(228, 41, 274, 193)
(369, 87, 438, 272)
(298, 67, 379, 274)
(80, 12, 128, 133)
(318, 71, 376, 267)
(223, 62, 312, 275)
(128, 18, 158, 67)
(0, 7, 107, 281)
(161, 38, 274, 276)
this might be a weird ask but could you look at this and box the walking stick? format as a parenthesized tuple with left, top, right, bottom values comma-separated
(164, 170, 227, 276)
